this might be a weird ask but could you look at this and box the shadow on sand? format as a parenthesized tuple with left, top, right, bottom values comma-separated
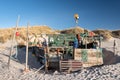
(102, 48, 120, 65)
(16, 47, 120, 70)
(17, 47, 41, 69)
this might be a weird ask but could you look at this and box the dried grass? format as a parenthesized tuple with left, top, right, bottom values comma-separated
(0, 26, 119, 43)
(0, 26, 59, 43)
(92, 29, 113, 40)
(60, 26, 84, 34)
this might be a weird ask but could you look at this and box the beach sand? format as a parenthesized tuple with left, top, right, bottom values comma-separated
(0, 38, 120, 80)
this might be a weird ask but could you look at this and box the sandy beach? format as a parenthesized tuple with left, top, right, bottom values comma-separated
(0, 38, 120, 80)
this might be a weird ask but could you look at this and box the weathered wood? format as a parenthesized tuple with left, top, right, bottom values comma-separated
(47, 47, 64, 63)
(8, 16, 20, 69)
(74, 48, 103, 67)
(24, 23, 29, 72)
(60, 60, 82, 73)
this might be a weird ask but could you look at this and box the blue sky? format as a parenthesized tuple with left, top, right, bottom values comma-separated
(0, 0, 120, 30)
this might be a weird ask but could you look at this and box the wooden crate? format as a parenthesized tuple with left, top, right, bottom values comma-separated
(74, 48, 103, 67)
(60, 60, 82, 73)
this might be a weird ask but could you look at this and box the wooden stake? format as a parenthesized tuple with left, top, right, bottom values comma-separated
(8, 15, 20, 69)
(8, 45, 12, 69)
(44, 47, 48, 73)
(24, 22, 29, 72)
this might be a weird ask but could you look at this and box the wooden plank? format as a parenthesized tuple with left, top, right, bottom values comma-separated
(74, 48, 103, 67)
(60, 60, 82, 73)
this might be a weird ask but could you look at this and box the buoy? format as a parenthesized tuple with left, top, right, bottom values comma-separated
(16, 31, 20, 36)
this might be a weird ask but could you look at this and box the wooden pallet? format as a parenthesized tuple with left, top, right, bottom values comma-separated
(59, 60, 82, 73)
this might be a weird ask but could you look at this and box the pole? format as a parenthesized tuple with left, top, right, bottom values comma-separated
(8, 44, 12, 69)
(14, 15, 20, 58)
(44, 47, 48, 73)
(8, 15, 20, 69)
(24, 22, 29, 72)
(84, 29, 87, 49)
(74, 14, 79, 27)
(75, 19, 78, 27)
(12, 15, 20, 57)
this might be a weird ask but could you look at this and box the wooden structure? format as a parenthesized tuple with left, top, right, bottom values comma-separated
(74, 48, 103, 67)
(46, 47, 65, 69)
(29, 33, 103, 73)
(60, 60, 82, 73)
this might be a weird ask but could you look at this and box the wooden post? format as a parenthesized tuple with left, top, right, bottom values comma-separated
(44, 47, 48, 73)
(24, 23, 29, 72)
(85, 37, 87, 49)
(14, 15, 20, 58)
(8, 16, 20, 69)
(99, 35, 102, 48)
(8, 45, 12, 69)
(12, 15, 20, 57)
(113, 40, 116, 55)
(59, 60, 61, 72)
